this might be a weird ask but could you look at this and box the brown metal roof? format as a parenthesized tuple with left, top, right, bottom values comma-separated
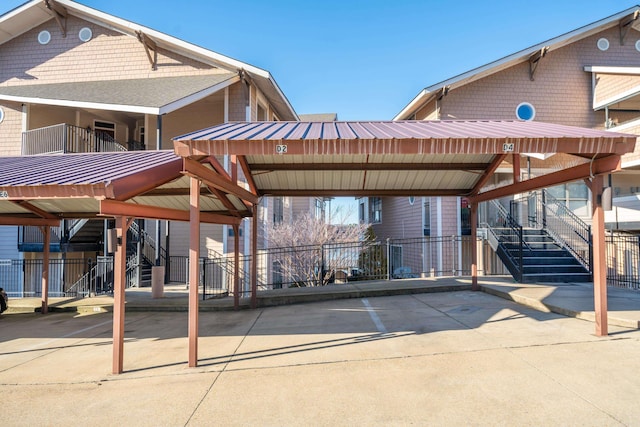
(0, 151, 250, 225)
(172, 120, 637, 198)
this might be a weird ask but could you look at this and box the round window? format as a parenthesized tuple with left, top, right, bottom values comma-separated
(597, 38, 610, 51)
(408, 196, 415, 205)
(38, 30, 51, 45)
(79, 27, 92, 42)
(0, 107, 4, 124)
(515, 102, 536, 121)
(635, 40, 640, 52)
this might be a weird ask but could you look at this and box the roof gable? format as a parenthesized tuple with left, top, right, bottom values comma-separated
(395, 6, 640, 120)
(0, 0, 298, 120)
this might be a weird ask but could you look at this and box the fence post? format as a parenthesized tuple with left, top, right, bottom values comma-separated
(451, 235, 456, 276)
(386, 238, 391, 280)
(320, 244, 325, 286)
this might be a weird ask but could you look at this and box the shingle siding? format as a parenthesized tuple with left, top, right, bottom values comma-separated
(0, 16, 225, 86)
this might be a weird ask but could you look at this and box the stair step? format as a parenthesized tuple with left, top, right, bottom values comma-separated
(523, 265, 588, 274)
(522, 273, 592, 283)
(520, 257, 583, 265)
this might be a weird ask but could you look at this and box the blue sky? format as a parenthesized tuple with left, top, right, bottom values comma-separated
(2, 0, 640, 120)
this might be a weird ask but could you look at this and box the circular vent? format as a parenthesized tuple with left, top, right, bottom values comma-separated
(516, 102, 536, 121)
(79, 27, 92, 42)
(635, 40, 640, 52)
(38, 30, 51, 45)
(597, 38, 610, 51)
(0, 107, 4, 124)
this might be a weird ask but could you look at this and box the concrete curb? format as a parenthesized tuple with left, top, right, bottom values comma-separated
(480, 284, 640, 329)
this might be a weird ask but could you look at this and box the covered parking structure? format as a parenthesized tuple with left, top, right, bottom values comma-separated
(0, 120, 636, 374)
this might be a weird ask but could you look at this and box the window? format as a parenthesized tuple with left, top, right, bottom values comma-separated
(227, 227, 243, 237)
(94, 120, 115, 139)
(273, 197, 284, 224)
(369, 197, 382, 223)
(359, 201, 366, 223)
(315, 198, 324, 220)
(547, 182, 589, 217)
(423, 199, 431, 236)
(515, 102, 536, 121)
(460, 198, 471, 235)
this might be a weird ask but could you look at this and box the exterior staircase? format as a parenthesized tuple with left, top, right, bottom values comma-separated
(494, 227, 591, 283)
(484, 191, 593, 284)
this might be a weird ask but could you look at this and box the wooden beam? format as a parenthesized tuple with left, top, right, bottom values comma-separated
(620, 11, 640, 45)
(112, 216, 133, 374)
(248, 162, 491, 171)
(182, 158, 259, 205)
(237, 155, 259, 195)
(588, 175, 608, 336)
(44, 0, 67, 37)
(188, 177, 200, 368)
(469, 155, 622, 203)
(233, 224, 240, 310)
(40, 226, 51, 314)
(251, 204, 258, 309)
(12, 201, 59, 219)
(261, 189, 466, 197)
(469, 154, 507, 196)
(100, 199, 242, 225)
(529, 46, 548, 81)
(512, 154, 521, 184)
(136, 31, 158, 70)
(204, 156, 231, 180)
(0, 217, 60, 227)
(470, 203, 478, 291)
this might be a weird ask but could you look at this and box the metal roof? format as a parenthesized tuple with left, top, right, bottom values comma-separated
(173, 120, 638, 198)
(0, 150, 249, 225)
(0, 74, 237, 115)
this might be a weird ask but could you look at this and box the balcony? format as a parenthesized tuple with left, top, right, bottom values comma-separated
(21, 123, 136, 155)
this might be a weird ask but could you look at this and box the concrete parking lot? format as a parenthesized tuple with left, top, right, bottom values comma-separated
(2, 290, 640, 426)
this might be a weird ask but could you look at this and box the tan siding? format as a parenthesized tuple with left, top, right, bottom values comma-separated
(163, 95, 225, 144)
(0, 101, 23, 155)
(415, 99, 438, 120)
(0, 16, 225, 86)
(440, 27, 640, 128)
(372, 196, 422, 240)
(594, 73, 640, 105)
(228, 82, 246, 121)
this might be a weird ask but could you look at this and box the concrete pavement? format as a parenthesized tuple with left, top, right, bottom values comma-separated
(5, 275, 640, 329)
(1, 287, 640, 426)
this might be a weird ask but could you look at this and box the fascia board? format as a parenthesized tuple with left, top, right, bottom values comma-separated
(159, 75, 240, 115)
(0, 94, 159, 115)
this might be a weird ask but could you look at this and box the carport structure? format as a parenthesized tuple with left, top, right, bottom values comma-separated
(0, 120, 636, 374)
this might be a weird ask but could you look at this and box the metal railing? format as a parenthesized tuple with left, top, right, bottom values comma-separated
(606, 232, 640, 290)
(525, 190, 592, 272)
(482, 199, 525, 282)
(22, 123, 128, 155)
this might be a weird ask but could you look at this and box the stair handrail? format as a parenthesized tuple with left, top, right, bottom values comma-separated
(483, 199, 525, 282)
(538, 189, 592, 272)
(130, 221, 167, 266)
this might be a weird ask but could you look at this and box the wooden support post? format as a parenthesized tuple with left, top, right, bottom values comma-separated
(470, 203, 479, 291)
(251, 204, 258, 309)
(112, 216, 131, 375)
(590, 175, 608, 336)
(512, 154, 521, 184)
(233, 224, 240, 310)
(188, 177, 201, 367)
(40, 226, 51, 314)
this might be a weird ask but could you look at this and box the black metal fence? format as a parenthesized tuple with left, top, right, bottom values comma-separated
(5, 234, 640, 298)
(606, 233, 640, 290)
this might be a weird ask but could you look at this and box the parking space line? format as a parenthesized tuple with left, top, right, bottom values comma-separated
(361, 298, 387, 334)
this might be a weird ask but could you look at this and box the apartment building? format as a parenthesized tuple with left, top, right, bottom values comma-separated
(362, 6, 640, 241)
(0, 0, 299, 282)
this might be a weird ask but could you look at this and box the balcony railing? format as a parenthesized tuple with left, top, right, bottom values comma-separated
(22, 123, 128, 155)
